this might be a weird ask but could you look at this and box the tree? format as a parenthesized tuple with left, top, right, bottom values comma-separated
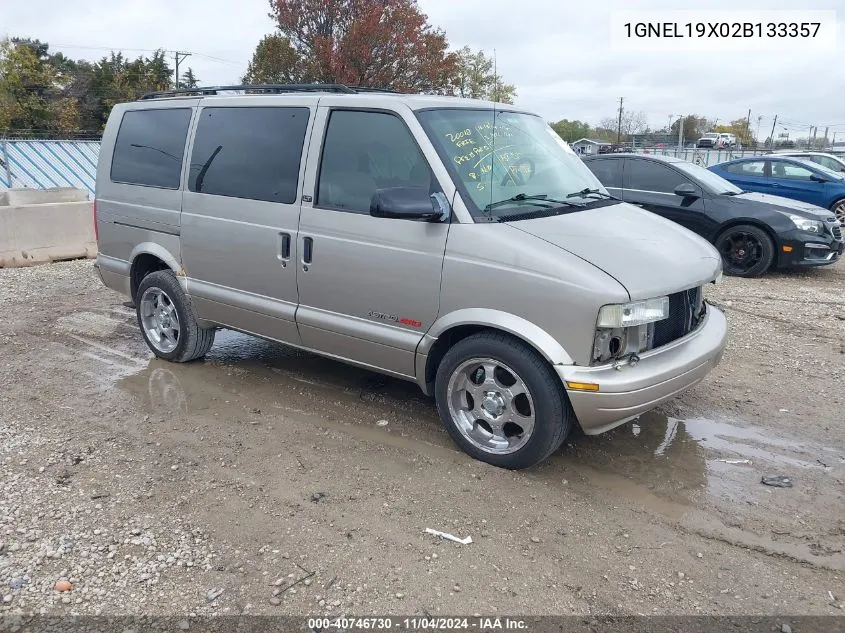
(670, 115, 713, 144)
(269, 0, 457, 92)
(550, 119, 595, 142)
(242, 34, 304, 83)
(182, 67, 199, 88)
(451, 46, 516, 104)
(0, 38, 79, 135)
(714, 118, 752, 145)
(599, 110, 647, 142)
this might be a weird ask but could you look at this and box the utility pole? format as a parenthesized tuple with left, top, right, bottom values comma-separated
(173, 51, 191, 89)
(756, 115, 763, 145)
(744, 109, 752, 147)
(823, 126, 829, 149)
(811, 126, 817, 149)
(768, 115, 778, 148)
(616, 97, 624, 144)
(677, 115, 684, 153)
(808, 125, 814, 149)
(832, 131, 837, 147)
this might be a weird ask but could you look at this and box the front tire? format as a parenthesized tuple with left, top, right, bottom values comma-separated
(434, 332, 573, 469)
(715, 224, 774, 277)
(136, 270, 215, 362)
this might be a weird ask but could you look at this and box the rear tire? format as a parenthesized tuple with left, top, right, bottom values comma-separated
(715, 224, 774, 278)
(434, 331, 573, 469)
(136, 270, 215, 362)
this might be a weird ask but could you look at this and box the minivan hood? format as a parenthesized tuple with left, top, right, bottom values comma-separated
(732, 192, 833, 220)
(508, 202, 721, 300)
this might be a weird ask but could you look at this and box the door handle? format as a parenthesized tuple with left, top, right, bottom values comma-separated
(303, 237, 313, 266)
(277, 232, 291, 267)
(770, 183, 780, 187)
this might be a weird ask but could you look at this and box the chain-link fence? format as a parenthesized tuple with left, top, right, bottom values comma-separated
(630, 147, 770, 167)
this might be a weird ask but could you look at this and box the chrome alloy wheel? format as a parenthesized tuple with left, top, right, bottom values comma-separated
(139, 287, 180, 353)
(446, 357, 536, 455)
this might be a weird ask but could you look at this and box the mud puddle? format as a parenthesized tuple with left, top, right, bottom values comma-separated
(111, 329, 843, 502)
(58, 321, 845, 571)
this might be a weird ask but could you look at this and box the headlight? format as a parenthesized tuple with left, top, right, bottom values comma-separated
(597, 297, 670, 328)
(789, 214, 823, 234)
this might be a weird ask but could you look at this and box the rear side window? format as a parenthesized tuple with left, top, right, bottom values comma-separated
(110, 109, 192, 188)
(188, 107, 309, 203)
(585, 159, 622, 189)
(726, 160, 765, 176)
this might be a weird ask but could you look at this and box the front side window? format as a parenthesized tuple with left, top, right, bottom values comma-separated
(111, 109, 192, 188)
(188, 107, 310, 203)
(417, 108, 610, 220)
(585, 158, 622, 189)
(626, 159, 685, 193)
(771, 161, 814, 180)
(673, 160, 741, 194)
(316, 110, 435, 214)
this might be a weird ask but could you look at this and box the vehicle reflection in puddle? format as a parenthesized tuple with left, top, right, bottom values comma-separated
(118, 329, 840, 510)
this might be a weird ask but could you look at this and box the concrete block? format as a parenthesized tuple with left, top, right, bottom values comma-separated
(0, 200, 97, 267)
(0, 187, 89, 206)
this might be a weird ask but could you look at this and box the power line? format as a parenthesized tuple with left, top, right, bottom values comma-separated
(47, 43, 243, 66)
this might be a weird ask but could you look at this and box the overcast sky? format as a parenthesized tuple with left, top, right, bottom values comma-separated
(2, 0, 842, 139)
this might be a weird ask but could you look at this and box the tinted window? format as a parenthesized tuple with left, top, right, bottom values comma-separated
(626, 159, 686, 193)
(673, 161, 741, 194)
(585, 159, 622, 188)
(317, 110, 434, 214)
(188, 107, 309, 203)
(771, 161, 814, 180)
(111, 109, 191, 188)
(726, 161, 765, 176)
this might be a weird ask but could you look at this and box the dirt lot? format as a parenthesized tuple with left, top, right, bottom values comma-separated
(0, 258, 843, 617)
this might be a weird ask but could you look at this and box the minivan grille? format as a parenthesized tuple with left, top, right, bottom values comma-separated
(652, 287, 704, 348)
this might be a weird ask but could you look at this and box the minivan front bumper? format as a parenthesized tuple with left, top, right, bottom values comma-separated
(556, 306, 727, 435)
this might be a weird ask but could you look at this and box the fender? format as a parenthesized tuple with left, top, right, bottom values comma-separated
(415, 308, 574, 392)
(129, 242, 187, 291)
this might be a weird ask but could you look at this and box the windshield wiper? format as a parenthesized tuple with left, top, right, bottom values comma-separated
(484, 193, 581, 211)
(722, 191, 742, 196)
(566, 188, 614, 199)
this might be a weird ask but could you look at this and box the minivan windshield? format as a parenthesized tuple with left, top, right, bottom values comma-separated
(416, 108, 613, 220)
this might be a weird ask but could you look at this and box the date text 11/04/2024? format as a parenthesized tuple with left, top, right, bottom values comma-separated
(307, 617, 528, 630)
(623, 22, 821, 38)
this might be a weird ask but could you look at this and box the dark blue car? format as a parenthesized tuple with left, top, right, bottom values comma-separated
(709, 155, 845, 226)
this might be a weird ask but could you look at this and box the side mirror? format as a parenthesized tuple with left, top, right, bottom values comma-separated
(674, 183, 700, 198)
(370, 187, 449, 222)
(810, 174, 829, 183)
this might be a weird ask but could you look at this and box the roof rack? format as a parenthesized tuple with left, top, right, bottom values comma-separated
(139, 83, 401, 100)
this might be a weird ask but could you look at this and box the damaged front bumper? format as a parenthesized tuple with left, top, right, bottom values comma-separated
(556, 306, 727, 435)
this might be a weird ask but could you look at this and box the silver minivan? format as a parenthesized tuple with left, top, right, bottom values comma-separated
(94, 84, 727, 469)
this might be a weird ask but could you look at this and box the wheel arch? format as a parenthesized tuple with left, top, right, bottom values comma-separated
(416, 309, 573, 396)
(129, 243, 184, 300)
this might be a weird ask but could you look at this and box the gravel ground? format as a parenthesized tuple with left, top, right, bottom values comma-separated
(0, 258, 843, 617)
